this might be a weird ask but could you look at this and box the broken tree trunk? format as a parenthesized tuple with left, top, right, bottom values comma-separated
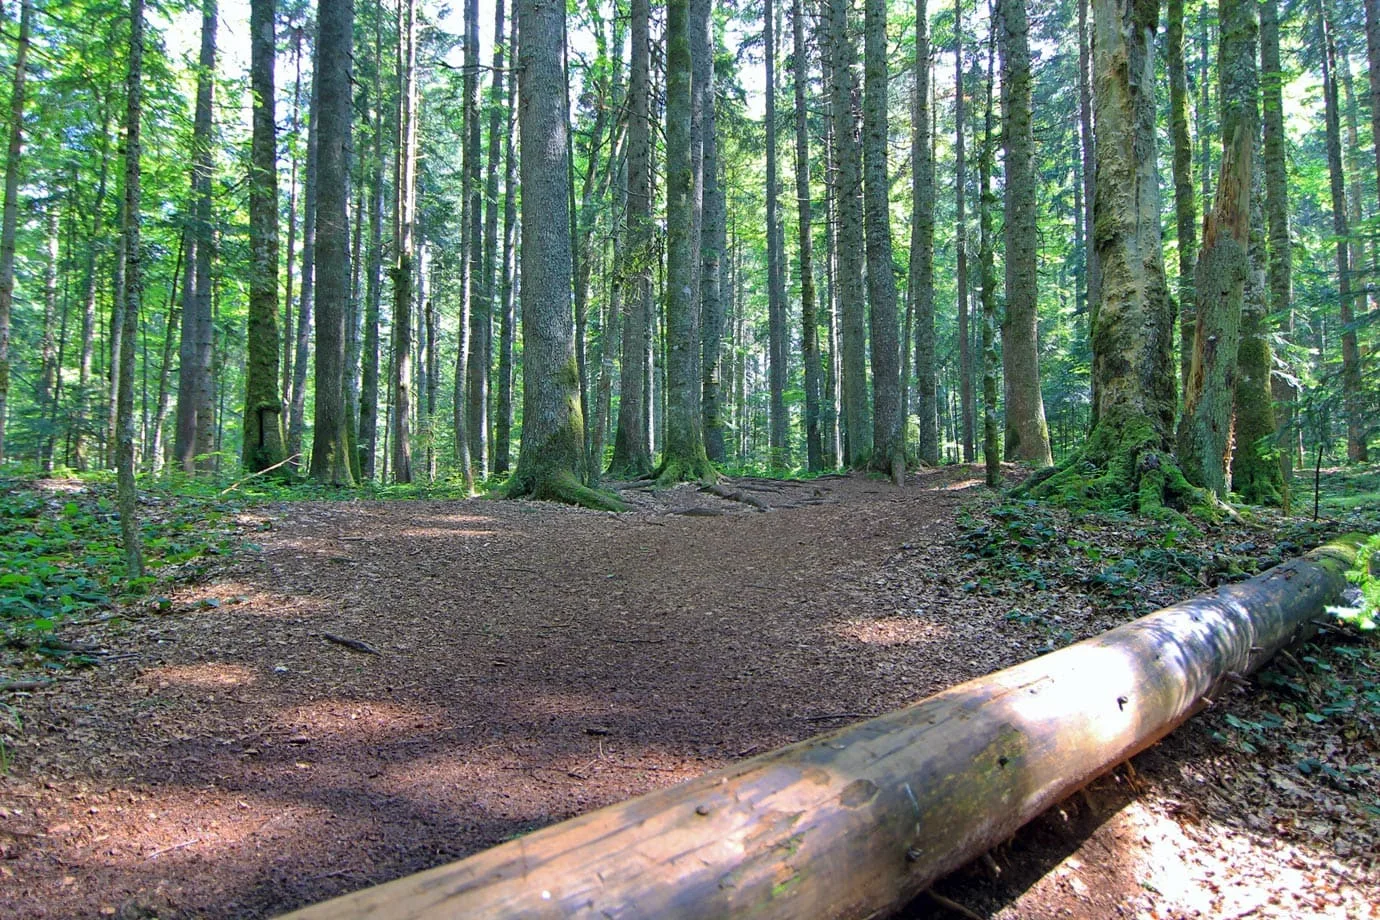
(281, 537, 1363, 920)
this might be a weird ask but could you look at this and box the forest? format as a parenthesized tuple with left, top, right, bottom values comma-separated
(1, 0, 1380, 916)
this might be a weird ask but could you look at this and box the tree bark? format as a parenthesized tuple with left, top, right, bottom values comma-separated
(1168, 0, 1197, 394)
(507, 0, 623, 508)
(481, 0, 508, 478)
(1230, 162, 1280, 505)
(954, 0, 974, 462)
(495, 9, 519, 474)
(863, 0, 903, 480)
(289, 74, 319, 470)
(1177, 0, 1257, 496)
(765, 0, 790, 465)
(979, 23, 1001, 488)
(1316, 1, 1367, 463)
(1367, 0, 1380, 211)
(283, 537, 1364, 920)
(38, 204, 59, 471)
(793, 0, 823, 471)
(309, 0, 356, 486)
(610, 0, 654, 477)
(117, 0, 145, 575)
(391, 0, 418, 484)
(999, 0, 1052, 468)
(828, 0, 870, 467)
(174, 0, 217, 473)
(0, 0, 31, 463)
(910, 0, 937, 467)
(464, 0, 488, 478)
(654, 0, 716, 485)
(700, 0, 727, 465)
(1260, 0, 1293, 504)
(1077, 0, 1099, 359)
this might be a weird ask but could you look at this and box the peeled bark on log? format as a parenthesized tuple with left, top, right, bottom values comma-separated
(281, 537, 1362, 920)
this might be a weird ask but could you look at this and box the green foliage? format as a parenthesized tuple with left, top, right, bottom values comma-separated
(0, 473, 243, 655)
(1328, 534, 1380, 631)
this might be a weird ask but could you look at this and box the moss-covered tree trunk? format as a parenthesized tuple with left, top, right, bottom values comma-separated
(700, 1, 727, 465)
(999, 0, 1052, 468)
(610, 0, 653, 478)
(979, 33, 1001, 488)
(1168, 0, 1196, 393)
(828, 0, 870, 468)
(863, 0, 903, 481)
(308, 0, 357, 487)
(0, 0, 30, 464)
(242, 0, 288, 474)
(1176, 0, 1256, 497)
(654, 0, 716, 486)
(1317, 0, 1368, 463)
(509, 0, 627, 508)
(1260, 0, 1293, 508)
(117, 0, 145, 575)
(910, 0, 937, 468)
(954, 0, 975, 462)
(1023, 0, 1193, 514)
(1231, 161, 1281, 505)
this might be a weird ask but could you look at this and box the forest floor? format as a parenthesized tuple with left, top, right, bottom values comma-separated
(0, 466, 1377, 919)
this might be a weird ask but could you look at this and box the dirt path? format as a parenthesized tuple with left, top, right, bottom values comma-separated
(1, 469, 1375, 918)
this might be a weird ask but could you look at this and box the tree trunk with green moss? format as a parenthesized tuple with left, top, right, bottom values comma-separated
(829, 0, 870, 467)
(1231, 162, 1281, 505)
(1367, 0, 1380, 204)
(242, 0, 288, 474)
(1177, 0, 1256, 497)
(1168, 0, 1196, 393)
(1022, 0, 1195, 515)
(509, 0, 627, 508)
(1317, 0, 1367, 463)
(1259, 0, 1292, 508)
(308, 0, 357, 487)
(654, 0, 716, 486)
(864, 0, 903, 481)
(999, 0, 1052, 468)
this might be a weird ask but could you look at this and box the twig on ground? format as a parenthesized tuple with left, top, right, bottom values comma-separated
(0, 679, 52, 693)
(317, 632, 381, 656)
(802, 712, 869, 722)
(218, 453, 300, 496)
(146, 838, 200, 859)
(605, 636, 667, 645)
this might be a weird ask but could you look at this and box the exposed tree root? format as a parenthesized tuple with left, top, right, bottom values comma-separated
(651, 455, 718, 488)
(505, 470, 629, 511)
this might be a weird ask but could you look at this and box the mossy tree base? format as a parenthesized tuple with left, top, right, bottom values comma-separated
(651, 454, 718, 488)
(1014, 408, 1206, 518)
(505, 468, 629, 511)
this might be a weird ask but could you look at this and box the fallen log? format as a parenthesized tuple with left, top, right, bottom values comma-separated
(280, 536, 1364, 920)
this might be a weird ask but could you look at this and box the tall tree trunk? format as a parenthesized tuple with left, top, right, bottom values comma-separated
(243, 0, 288, 472)
(392, 0, 418, 484)
(289, 75, 319, 469)
(955, 0, 974, 462)
(1176, 0, 1257, 495)
(1317, 0, 1367, 462)
(1339, 54, 1375, 323)
(1260, 0, 1293, 507)
(816, 5, 842, 468)
(39, 202, 59, 471)
(829, 0, 870, 467)
(793, 0, 824, 471)
(175, 0, 217, 473)
(117, 0, 145, 575)
(464, 0, 488, 478)
(1168, 0, 1197, 392)
(766, 0, 790, 464)
(482, 0, 507, 475)
(282, 25, 304, 412)
(999, 0, 1052, 467)
(359, 7, 387, 482)
(508, 0, 622, 509)
(911, 0, 937, 467)
(309, 0, 357, 485)
(1077, 0, 1099, 358)
(495, 9, 519, 474)
(979, 24, 1001, 487)
(700, 0, 728, 464)
(1367, 0, 1380, 211)
(655, 0, 715, 484)
(610, 0, 653, 476)
(73, 105, 112, 472)
(863, 0, 903, 480)
(0, 0, 30, 463)
(1026, 0, 1186, 513)
(1231, 160, 1281, 504)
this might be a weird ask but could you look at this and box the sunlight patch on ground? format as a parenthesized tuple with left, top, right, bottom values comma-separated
(943, 477, 985, 491)
(137, 662, 258, 690)
(271, 700, 450, 740)
(832, 614, 949, 647)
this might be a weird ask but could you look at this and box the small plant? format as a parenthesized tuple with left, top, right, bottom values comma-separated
(1328, 534, 1380, 631)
